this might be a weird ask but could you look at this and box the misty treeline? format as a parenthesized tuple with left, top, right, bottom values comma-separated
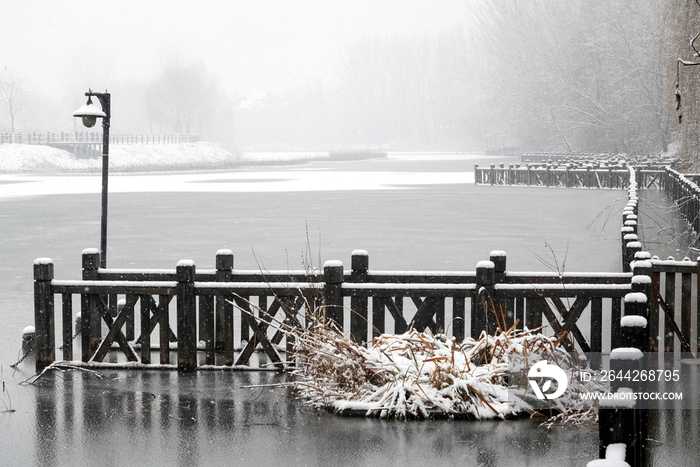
(240, 0, 697, 165)
(279, 0, 676, 156)
(470, 0, 669, 156)
(2, 1, 700, 168)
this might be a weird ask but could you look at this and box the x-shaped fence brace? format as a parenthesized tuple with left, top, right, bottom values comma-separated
(537, 296, 592, 353)
(374, 295, 443, 335)
(91, 293, 177, 363)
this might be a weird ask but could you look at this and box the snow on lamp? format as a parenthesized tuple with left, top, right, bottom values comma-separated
(72, 96, 106, 128)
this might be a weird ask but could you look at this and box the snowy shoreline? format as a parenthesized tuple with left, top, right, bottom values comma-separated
(0, 142, 492, 174)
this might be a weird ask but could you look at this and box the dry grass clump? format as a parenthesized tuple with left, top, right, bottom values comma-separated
(266, 305, 604, 423)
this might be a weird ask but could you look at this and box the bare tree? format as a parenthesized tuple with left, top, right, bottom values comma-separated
(467, 0, 669, 154)
(145, 60, 237, 151)
(0, 70, 26, 132)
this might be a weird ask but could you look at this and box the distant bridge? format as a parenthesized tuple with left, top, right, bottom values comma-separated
(0, 131, 199, 157)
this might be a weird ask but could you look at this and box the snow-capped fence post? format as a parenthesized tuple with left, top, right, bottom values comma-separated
(621, 233, 637, 272)
(323, 261, 344, 329)
(623, 241, 641, 274)
(490, 250, 506, 282)
(619, 226, 634, 272)
(608, 347, 647, 467)
(34, 258, 55, 371)
(526, 164, 532, 186)
(176, 260, 197, 371)
(473, 260, 496, 337)
(489, 164, 495, 185)
(489, 250, 512, 329)
(215, 249, 234, 365)
(631, 257, 654, 351)
(598, 391, 640, 465)
(621, 294, 649, 352)
(82, 249, 102, 361)
(350, 250, 369, 345)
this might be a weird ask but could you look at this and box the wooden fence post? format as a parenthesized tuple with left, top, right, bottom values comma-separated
(34, 258, 55, 371)
(490, 250, 512, 328)
(176, 260, 197, 371)
(608, 347, 647, 466)
(526, 164, 532, 186)
(623, 241, 642, 273)
(598, 392, 639, 462)
(216, 249, 234, 365)
(323, 261, 344, 329)
(82, 248, 102, 360)
(473, 260, 495, 337)
(350, 250, 369, 345)
(621, 293, 648, 351)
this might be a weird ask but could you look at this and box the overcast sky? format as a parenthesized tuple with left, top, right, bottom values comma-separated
(1, 0, 466, 100)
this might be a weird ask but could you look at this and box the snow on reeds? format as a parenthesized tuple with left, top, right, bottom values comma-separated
(242, 299, 604, 424)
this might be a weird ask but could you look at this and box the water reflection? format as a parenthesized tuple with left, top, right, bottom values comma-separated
(30, 369, 600, 466)
(34, 378, 56, 467)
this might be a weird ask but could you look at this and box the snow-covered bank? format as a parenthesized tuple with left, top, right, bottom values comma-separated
(0, 143, 497, 174)
(0, 142, 237, 173)
(0, 144, 98, 172)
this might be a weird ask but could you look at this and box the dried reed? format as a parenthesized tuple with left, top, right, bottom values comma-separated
(239, 297, 604, 424)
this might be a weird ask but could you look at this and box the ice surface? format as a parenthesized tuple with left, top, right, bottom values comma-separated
(0, 146, 475, 196)
(0, 168, 473, 197)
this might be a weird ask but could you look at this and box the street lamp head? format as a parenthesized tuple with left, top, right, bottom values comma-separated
(72, 96, 106, 128)
(81, 115, 97, 128)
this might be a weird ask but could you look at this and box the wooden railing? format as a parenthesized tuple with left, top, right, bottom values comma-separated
(475, 161, 632, 188)
(519, 152, 679, 168)
(35, 249, 653, 373)
(659, 166, 700, 236)
(0, 131, 199, 146)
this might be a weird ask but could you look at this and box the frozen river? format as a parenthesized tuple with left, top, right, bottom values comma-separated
(0, 152, 694, 465)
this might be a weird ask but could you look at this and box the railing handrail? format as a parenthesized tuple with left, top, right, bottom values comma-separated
(0, 131, 200, 146)
(33, 248, 655, 372)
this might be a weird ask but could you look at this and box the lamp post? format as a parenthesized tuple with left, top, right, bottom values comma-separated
(73, 89, 111, 268)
